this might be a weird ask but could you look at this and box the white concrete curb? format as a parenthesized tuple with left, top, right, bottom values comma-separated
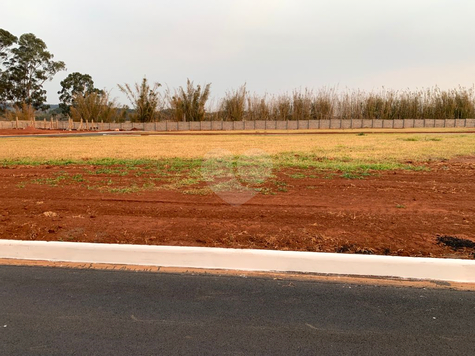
(1, 239, 474, 283)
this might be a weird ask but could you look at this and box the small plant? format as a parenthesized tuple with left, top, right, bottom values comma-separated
(254, 187, 275, 195)
(289, 173, 306, 179)
(107, 184, 141, 194)
(71, 174, 85, 182)
(32, 173, 69, 186)
(182, 188, 211, 195)
(341, 171, 370, 179)
(94, 167, 128, 176)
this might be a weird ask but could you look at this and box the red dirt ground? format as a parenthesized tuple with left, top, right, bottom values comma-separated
(0, 158, 474, 259)
(0, 127, 71, 135)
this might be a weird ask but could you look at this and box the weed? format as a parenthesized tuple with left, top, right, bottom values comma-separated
(107, 185, 141, 194)
(289, 173, 306, 179)
(171, 177, 202, 188)
(32, 173, 69, 186)
(94, 167, 128, 176)
(340, 171, 371, 179)
(182, 188, 211, 195)
(71, 174, 85, 182)
(254, 187, 276, 195)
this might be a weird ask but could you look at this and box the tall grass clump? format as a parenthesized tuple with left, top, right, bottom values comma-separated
(116, 79, 475, 122)
(224, 85, 475, 122)
(221, 84, 247, 121)
(118, 77, 162, 122)
(292, 89, 313, 121)
(247, 93, 270, 121)
(70, 91, 124, 123)
(5, 102, 35, 121)
(168, 79, 211, 121)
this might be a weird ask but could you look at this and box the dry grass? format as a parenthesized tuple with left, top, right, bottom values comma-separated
(0, 131, 474, 163)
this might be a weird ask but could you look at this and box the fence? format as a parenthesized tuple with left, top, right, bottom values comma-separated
(1, 118, 475, 131)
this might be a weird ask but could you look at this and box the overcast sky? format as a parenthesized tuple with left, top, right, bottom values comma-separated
(3, 0, 475, 105)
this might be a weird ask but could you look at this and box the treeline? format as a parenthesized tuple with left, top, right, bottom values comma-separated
(1, 29, 475, 123)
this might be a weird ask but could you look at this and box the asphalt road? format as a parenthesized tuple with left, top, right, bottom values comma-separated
(0, 266, 474, 355)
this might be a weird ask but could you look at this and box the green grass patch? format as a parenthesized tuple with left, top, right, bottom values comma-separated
(71, 174, 85, 182)
(32, 173, 69, 186)
(340, 171, 371, 179)
(0, 151, 437, 175)
(288, 173, 306, 179)
(1, 151, 436, 194)
(106, 185, 142, 194)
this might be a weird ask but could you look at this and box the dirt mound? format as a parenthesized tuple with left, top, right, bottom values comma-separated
(22, 125, 45, 133)
(0, 127, 70, 136)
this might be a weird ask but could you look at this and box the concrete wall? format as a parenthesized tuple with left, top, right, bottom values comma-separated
(1, 118, 475, 131)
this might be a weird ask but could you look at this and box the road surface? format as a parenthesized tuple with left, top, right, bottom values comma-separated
(0, 265, 474, 355)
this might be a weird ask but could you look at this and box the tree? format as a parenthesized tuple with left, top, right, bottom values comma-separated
(3, 32, 65, 110)
(58, 72, 98, 115)
(169, 79, 211, 121)
(118, 77, 162, 122)
(0, 29, 18, 110)
(0, 29, 17, 62)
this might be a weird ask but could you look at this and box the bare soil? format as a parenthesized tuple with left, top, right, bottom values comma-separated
(1, 158, 474, 259)
(0, 127, 71, 135)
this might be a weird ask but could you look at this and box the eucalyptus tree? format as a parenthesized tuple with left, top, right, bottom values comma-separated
(1, 31, 65, 110)
(0, 29, 18, 109)
(58, 72, 98, 115)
